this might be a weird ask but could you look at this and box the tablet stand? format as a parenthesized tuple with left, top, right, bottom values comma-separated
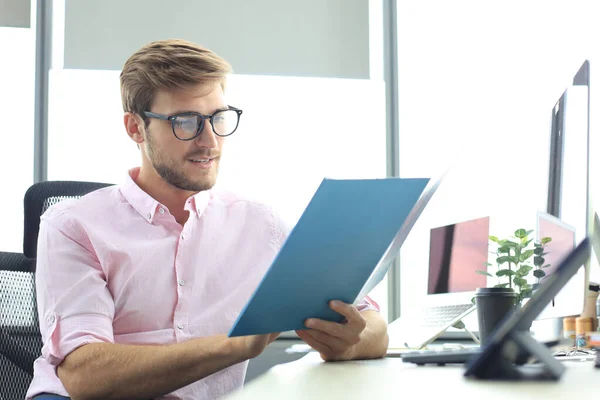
(468, 329, 565, 381)
(451, 320, 480, 345)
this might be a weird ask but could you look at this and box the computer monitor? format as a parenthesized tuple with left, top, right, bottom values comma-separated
(546, 60, 592, 242)
(536, 60, 592, 340)
(426, 216, 490, 303)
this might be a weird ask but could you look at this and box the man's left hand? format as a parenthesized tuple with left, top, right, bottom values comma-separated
(295, 300, 367, 361)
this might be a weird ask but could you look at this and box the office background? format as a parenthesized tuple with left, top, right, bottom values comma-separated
(1, 0, 600, 347)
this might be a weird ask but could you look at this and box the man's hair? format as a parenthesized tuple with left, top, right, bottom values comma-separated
(120, 39, 232, 121)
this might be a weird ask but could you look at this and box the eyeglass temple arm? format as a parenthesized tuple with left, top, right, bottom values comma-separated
(143, 111, 171, 120)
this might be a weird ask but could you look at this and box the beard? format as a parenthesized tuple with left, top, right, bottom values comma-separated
(145, 131, 219, 192)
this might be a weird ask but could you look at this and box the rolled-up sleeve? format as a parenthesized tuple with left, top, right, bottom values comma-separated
(356, 295, 380, 313)
(36, 207, 115, 366)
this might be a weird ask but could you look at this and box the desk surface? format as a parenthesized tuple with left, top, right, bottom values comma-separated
(226, 352, 598, 399)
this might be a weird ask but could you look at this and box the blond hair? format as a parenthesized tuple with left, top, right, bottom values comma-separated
(120, 39, 232, 121)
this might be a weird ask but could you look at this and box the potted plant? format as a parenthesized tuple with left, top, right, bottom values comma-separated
(477, 228, 552, 305)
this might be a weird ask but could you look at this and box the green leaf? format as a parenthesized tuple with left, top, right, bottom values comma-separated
(521, 238, 533, 247)
(497, 246, 511, 254)
(507, 256, 520, 264)
(520, 289, 533, 299)
(534, 256, 545, 266)
(489, 235, 500, 243)
(501, 240, 519, 248)
(533, 269, 546, 278)
(494, 283, 510, 288)
(519, 250, 535, 262)
(541, 237, 552, 244)
(483, 262, 493, 267)
(476, 270, 494, 277)
(525, 230, 534, 237)
(497, 269, 516, 277)
(516, 265, 533, 276)
(513, 277, 527, 287)
(534, 247, 544, 255)
(514, 229, 528, 239)
(496, 256, 510, 264)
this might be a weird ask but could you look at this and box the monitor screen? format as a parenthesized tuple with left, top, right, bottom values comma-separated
(535, 211, 583, 321)
(427, 216, 489, 295)
(537, 211, 576, 278)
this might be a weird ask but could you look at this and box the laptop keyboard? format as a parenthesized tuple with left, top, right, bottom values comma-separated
(419, 303, 475, 328)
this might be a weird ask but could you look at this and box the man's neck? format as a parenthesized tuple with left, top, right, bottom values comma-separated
(136, 167, 197, 226)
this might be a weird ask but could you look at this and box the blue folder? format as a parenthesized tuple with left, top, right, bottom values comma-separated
(228, 175, 443, 337)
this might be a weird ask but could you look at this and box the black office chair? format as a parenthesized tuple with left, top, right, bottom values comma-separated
(0, 180, 112, 400)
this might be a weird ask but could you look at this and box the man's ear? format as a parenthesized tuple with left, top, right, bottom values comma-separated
(124, 112, 145, 145)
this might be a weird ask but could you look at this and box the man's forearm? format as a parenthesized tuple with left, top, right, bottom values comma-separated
(57, 335, 245, 400)
(350, 311, 389, 360)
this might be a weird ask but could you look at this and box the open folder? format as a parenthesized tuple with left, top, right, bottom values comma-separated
(228, 174, 444, 337)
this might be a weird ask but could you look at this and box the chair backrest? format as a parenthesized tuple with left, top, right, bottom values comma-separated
(0, 252, 38, 400)
(23, 180, 113, 259)
(1, 180, 112, 400)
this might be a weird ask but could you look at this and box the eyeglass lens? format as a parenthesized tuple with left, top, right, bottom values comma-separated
(172, 110, 239, 139)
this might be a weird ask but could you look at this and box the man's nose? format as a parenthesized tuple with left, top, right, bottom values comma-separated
(194, 120, 219, 148)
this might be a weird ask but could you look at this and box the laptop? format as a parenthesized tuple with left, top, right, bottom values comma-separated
(387, 216, 490, 350)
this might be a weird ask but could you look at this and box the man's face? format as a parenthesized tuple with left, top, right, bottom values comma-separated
(142, 83, 227, 192)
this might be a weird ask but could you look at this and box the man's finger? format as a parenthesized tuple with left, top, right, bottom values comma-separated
(329, 300, 363, 325)
(305, 317, 361, 344)
(303, 329, 353, 352)
(296, 330, 334, 354)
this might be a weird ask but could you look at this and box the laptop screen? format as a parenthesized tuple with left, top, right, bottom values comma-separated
(427, 216, 490, 295)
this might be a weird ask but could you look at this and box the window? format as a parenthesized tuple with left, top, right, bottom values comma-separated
(396, 0, 600, 314)
(46, 0, 389, 319)
(0, 25, 35, 252)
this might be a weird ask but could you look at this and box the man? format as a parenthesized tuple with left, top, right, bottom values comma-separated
(26, 39, 389, 400)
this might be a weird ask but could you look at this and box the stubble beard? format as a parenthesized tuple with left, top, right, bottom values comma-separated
(146, 131, 218, 192)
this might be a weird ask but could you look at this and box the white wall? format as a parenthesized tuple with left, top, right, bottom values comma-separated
(62, 0, 370, 78)
(0, 0, 30, 28)
(46, 70, 390, 318)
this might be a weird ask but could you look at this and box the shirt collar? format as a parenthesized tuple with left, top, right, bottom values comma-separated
(119, 167, 212, 223)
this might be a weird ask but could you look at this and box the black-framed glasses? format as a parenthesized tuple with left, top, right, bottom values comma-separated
(143, 106, 243, 140)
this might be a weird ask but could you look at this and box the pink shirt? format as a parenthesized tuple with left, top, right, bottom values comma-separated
(27, 168, 378, 400)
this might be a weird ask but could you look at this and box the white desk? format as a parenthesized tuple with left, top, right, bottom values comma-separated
(226, 352, 598, 399)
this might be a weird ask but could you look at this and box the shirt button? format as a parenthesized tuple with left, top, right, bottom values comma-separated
(47, 315, 55, 324)
(159, 208, 165, 214)
(146, 213, 151, 219)
(181, 233, 186, 240)
(178, 279, 186, 286)
(177, 323, 184, 330)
